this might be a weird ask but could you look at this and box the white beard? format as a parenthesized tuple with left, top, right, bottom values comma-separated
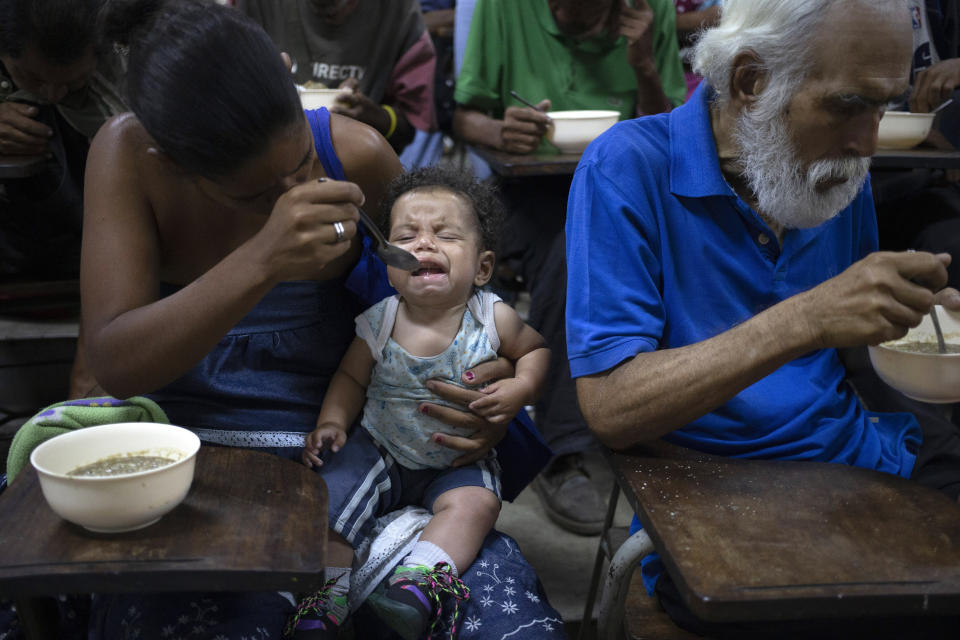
(733, 99, 871, 230)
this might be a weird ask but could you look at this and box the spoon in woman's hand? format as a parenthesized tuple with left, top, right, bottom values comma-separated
(356, 207, 420, 271)
(317, 178, 419, 271)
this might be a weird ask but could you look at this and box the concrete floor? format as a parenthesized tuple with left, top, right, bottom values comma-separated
(498, 450, 635, 633)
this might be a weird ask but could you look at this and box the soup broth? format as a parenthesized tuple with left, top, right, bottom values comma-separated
(887, 341, 960, 354)
(68, 454, 177, 477)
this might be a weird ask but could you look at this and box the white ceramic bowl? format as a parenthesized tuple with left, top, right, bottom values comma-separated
(877, 111, 935, 150)
(868, 306, 960, 403)
(298, 87, 351, 111)
(30, 422, 201, 533)
(546, 110, 619, 154)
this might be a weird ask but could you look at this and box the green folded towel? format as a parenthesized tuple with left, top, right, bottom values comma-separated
(6, 396, 169, 482)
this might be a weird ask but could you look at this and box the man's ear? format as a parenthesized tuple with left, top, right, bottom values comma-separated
(281, 51, 293, 73)
(728, 50, 769, 109)
(474, 250, 496, 287)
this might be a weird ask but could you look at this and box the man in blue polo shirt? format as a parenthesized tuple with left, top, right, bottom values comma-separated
(567, 0, 960, 633)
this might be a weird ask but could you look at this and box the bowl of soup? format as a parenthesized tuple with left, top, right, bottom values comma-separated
(545, 110, 620, 154)
(298, 84, 351, 111)
(868, 306, 960, 403)
(30, 422, 201, 533)
(876, 111, 935, 150)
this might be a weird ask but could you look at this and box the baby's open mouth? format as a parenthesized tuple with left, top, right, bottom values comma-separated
(412, 261, 445, 276)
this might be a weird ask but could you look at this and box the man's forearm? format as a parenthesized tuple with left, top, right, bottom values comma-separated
(577, 298, 817, 450)
(634, 63, 673, 116)
(452, 107, 503, 149)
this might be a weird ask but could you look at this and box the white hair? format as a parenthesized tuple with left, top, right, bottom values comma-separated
(693, 0, 909, 107)
(733, 85, 872, 229)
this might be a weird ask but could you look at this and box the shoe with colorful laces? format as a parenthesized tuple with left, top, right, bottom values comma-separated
(285, 578, 348, 639)
(368, 562, 470, 640)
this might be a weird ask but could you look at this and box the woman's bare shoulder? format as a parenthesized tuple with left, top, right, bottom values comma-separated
(91, 112, 150, 154)
(329, 113, 402, 181)
(87, 113, 158, 178)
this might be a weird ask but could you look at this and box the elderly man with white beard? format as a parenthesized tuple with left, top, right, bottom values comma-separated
(566, 0, 960, 634)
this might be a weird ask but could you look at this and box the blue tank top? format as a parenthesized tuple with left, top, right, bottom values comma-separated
(146, 108, 371, 454)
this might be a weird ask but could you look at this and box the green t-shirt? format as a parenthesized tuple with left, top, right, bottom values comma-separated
(455, 0, 685, 148)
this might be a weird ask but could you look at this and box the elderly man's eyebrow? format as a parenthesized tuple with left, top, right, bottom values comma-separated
(826, 91, 911, 110)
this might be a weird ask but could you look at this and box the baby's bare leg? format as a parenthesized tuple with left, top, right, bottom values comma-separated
(420, 486, 501, 573)
(327, 529, 355, 568)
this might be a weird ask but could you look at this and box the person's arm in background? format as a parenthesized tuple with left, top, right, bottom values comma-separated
(336, 5, 438, 153)
(630, 0, 687, 113)
(910, 59, 960, 113)
(450, 0, 551, 153)
(424, 7, 455, 38)
(622, 0, 673, 115)
(453, 103, 552, 154)
(675, 3, 721, 35)
(0, 99, 51, 155)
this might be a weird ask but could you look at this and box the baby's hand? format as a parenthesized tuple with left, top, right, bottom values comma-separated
(467, 377, 531, 424)
(302, 423, 347, 468)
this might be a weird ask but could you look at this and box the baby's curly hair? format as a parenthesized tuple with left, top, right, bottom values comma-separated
(378, 166, 505, 254)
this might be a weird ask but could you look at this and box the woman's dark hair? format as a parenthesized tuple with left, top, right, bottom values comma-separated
(101, 0, 303, 178)
(379, 167, 505, 254)
(0, 0, 105, 63)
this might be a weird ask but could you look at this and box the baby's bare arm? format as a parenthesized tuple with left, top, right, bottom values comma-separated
(492, 302, 549, 395)
(467, 303, 550, 422)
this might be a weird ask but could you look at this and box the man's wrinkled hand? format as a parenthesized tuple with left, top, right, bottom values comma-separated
(797, 251, 949, 349)
(500, 100, 551, 154)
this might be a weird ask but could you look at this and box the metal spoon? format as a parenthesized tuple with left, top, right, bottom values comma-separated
(930, 305, 948, 354)
(933, 98, 955, 114)
(316, 177, 418, 271)
(356, 207, 420, 271)
(509, 90, 551, 121)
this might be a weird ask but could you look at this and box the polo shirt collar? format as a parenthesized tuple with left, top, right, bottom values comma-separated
(669, 82, 735, 198)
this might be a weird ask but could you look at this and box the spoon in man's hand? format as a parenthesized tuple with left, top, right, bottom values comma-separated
(930, 305, 948, 354)
(510, 90, 551, 121)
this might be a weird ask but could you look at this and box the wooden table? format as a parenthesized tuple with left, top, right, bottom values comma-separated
(471, 146, 581, 178)
(471, 146, 960, 178)
(0, 155, 46, 180)
(871, 148, 960, 169)
(0, 446, 328, 636)
(613, 443, 960, 624)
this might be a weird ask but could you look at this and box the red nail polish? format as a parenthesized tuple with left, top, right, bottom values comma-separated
(465, 371, 475, 381)
(420, 405, 429, 415)
(434, 435, 443, 443)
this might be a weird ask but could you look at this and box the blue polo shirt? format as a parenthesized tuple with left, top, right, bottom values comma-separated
(566, 82, 922, 594)
(566, 83, 921, 473)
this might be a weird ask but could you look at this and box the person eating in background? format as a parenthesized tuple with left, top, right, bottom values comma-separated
(237, 0, 437, 154)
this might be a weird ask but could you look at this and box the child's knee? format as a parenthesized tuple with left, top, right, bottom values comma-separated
(435, 486, 500, 524)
